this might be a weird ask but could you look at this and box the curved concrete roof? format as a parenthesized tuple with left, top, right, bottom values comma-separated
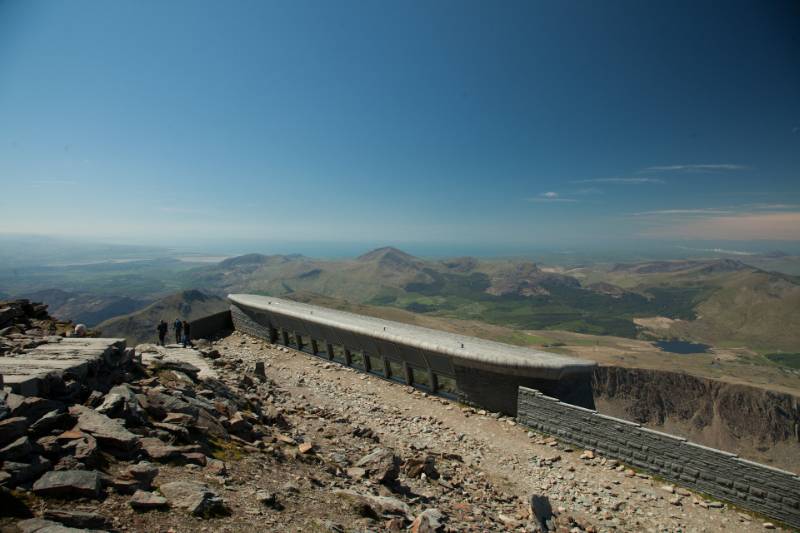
(228, 294, 596, 379)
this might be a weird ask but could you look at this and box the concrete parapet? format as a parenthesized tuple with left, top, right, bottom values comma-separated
(229, 296, 596, 413)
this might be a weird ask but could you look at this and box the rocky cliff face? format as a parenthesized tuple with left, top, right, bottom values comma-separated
(592, 366, 800, 472)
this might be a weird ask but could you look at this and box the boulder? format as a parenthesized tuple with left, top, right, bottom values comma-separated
(158, 480, 229, 517)
(152, 421, 190, 441)
(139, 438, 182, 463)
(129, 489, 169, 511)
(332, 489, 413, 520)
(206, 458, 227, 477)
(119, 462, 159, 486)
(32, 470, 102, 499)
(355, 448, 401, 484)
(16, 517, 108, 532)
(69, 405, 139, 454)
(42, 509, 112, 530)
(404, 455, 439, 480)
(152, 360, 201, 381)
(138, 390, 194, 420)
(162, 412, 194, 426)
(529, 494, 554, 532)
(2, 455, 52, 485)
(224, 411, 253, 439)
(0, 417, 28, 446)
(110, 461, 159, 494)
(8, 396, 63, 423)
(256, 489, 282, 510)
(0, 436, 34, 462)
(193, 407, 229, 439)
(261, 406, 289, 428)
(252, 361, 266, 380)
(29, 410, 75, 437)
(410, 508, 445, 533)
(64, 433, 100, 468)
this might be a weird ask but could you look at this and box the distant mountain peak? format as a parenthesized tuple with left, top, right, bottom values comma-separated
(356, 247, 418, 264)
(219, 253, 303, 269)
(219, 253, 269, 267)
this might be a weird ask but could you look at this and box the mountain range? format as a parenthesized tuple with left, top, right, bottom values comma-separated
(8, 246, 800, 355)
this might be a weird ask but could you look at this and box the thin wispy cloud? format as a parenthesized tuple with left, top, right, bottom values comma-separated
(527, 192, 578, 203)
(748, 203, 799, 210)
(632, 208, 733, 217)
(572, 177, 664, 184)
(641, 164, 748, 173)
(633, 204, 799, 217)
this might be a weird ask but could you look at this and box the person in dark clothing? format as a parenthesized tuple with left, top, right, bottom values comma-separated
(182, 320, 191, 348)
(157, 320, 168, 346)
(173, 318, 182, 344)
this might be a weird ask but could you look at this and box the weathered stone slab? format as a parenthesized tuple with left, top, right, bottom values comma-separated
(16, 517, 108, 533)
(129, 489, 169, 511)
(42, 509, 113, 530)
(139, 345, 218, 380)
(158, 480, 228, 517)
(32, 470, 102, 499)
(0, 338, 125, 396)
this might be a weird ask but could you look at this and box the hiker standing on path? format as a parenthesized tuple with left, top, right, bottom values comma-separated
(182, 320, 191, 348)
(157, 320, 168, 346)
(173, 318, 182, 344)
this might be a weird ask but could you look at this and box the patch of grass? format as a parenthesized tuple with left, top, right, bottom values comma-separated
(209, 437, 245, 462)
(392, 276, 709, 339)
(494, 331, 553, 347)
(765, 353, 800, 369)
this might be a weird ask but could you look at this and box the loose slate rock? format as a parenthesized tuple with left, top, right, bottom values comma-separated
(8, 396, 63, 423)
(119, 462, 159, 486)
(69, 405, 139, 453)
(410, 508, 445, 533)
(3, 455, 52, 485)
(354, 448, 400, 484)
(32, 470, 102, 499)
(129, 489, 169, 511)
(0, 435, 34, 462)
(29, 410, 74, 437)
(16, 517, 107, 532)
(43, 509, 112, 530)
(158, 480, 229, 517)
(332, 489, 413, 520)
(0, 416, 28, 446)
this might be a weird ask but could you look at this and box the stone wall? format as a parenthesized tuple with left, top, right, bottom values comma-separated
(517, 387, 800, 528)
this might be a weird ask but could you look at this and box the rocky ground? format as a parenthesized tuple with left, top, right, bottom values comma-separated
(0, 300, 792, 532)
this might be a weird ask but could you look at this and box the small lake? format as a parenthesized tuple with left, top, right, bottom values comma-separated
(654, 340, 711, 354)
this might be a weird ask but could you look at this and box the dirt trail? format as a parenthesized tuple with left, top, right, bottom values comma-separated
(219, 331, 783, 532)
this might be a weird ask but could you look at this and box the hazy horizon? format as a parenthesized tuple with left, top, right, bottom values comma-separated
(3, 232, 800, 268)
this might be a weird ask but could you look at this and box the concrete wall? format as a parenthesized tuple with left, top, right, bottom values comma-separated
(517, 387, 800, 528)
(190, 310, 233, 341)
(231, 303, 593, 413)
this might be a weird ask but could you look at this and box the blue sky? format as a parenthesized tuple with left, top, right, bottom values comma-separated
(0, 0, 798, 250)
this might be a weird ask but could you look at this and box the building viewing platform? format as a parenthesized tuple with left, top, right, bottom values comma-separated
(228, 294, 597, 413)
